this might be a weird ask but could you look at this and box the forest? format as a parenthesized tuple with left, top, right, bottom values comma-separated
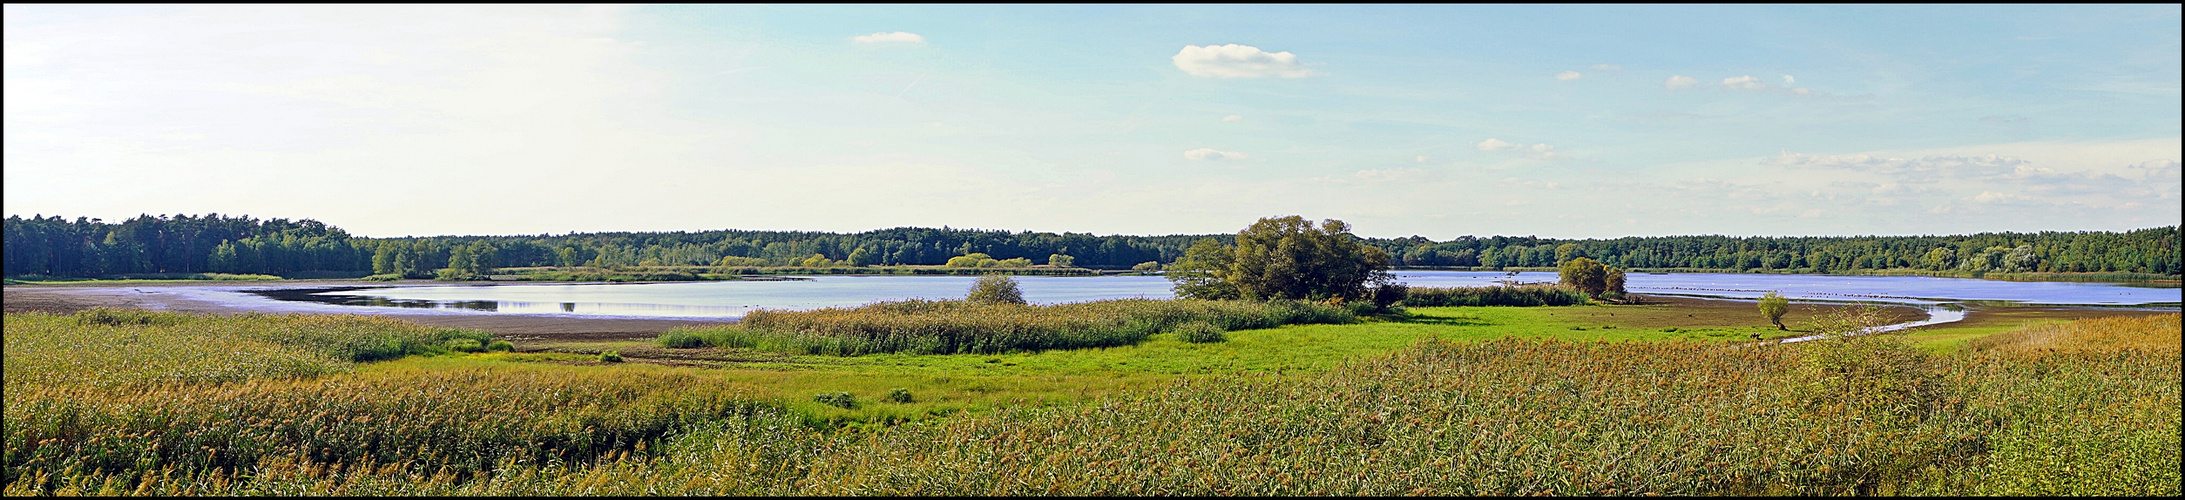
(3, 213, 2178, 278)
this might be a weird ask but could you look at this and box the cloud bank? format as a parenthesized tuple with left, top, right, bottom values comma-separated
(1172, 44, 1316, 78)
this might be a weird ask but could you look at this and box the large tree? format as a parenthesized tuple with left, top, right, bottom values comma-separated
(1170, 216, 1393, 302)
(1559, 257, 1609, 297)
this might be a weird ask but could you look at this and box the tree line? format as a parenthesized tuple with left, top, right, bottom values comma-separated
(5, 213, 2178, 278)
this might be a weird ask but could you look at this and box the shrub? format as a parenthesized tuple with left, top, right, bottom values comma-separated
(1174, 321, 1226, 343)
(485, 340, 515, 352)
(1370, 283, 1408, 313)
(966, 275, 1028, 306)
(1133, 261, 1162, 272)
(598, 350, 623, 363)
(814, 391, 859, 409)
(945, 253, 996, 268)
(886, 388, 915, 404)
(444, 338, 485, 353)
(361, 273, 404, 281)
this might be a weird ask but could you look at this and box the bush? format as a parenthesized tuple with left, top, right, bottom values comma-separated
(1174, 321, 1226, 343)
(966, 275, 1028, 306)
(361, 273, 404, 282)
(814, 391, 859, 409)
(1370, 284, 1409, 313)
(444, 338, 485, 353)
(1133, 261, 1162, 272)
(886, 388, 915, 403)
(598, 350, 623, 363)
(486, 340, 515, 352)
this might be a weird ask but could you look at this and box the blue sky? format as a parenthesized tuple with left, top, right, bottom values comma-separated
(4, 4, 2178, 238)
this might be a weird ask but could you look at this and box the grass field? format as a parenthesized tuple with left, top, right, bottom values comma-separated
(5, 299, 2176, 495)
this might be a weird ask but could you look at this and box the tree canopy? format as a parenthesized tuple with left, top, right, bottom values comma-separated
(1169, 216, 1394, 302)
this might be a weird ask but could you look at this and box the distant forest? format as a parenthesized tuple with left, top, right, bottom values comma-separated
(4, 213, 2179, 278)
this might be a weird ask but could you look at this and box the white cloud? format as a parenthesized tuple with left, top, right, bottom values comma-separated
(1721, 75, 1766, 90)
(1782, 75, 1795, 85)
(1590, 63, 1621, 71)
(1970, 191, 2030, 204)
(1221, 114, 1244, 122)
(1665, 75, 1700, 89)
(1414, 155, 1430, 163)
(1184, 148, 1250, 161)
(1554, 70, 1581, 81)
(1531, 143, 1554, 153)
(851, 31, 925, 44)
(1475, 138, 1520, 151)
(1172, 44, 1316, 78)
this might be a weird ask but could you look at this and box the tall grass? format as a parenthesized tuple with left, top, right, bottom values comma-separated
(3, 364, 781, 494)
(659, 298, 1356, 356)
(4, 310, 494, 388)
(6, 311, 2173, 495)
(1401, 285, 1589, 307)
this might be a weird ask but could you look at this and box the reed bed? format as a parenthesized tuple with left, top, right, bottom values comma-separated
(3, 365, 781, 495)
(1400, 285, 1589, 307)
(659, 298, 1356, 356)
(4, 310, 493, 388)
(6, 312, 2174, 495)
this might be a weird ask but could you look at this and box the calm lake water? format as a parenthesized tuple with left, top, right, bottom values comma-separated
(284, 271, 2182, 319)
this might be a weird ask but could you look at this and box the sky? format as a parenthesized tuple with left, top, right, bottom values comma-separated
(4, 4, 2179, 239)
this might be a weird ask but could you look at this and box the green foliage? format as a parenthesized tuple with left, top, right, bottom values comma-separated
(599, 350, 624, 363)
(1132, 261, 1162, 271)
(444, 338, 485, 353)
(13, 212, 2176, 280)
(485, 340, 515, 352)
(1173, 321, 1226, 343)
(1046, 254, 1074, 267)
(1758, 291, 1791, 330)
(716, 256, 770, 267)
(1401, 285, 1588, 307)
(1166, 239, 1239, 300)
(1604, 268, 1627, 296)
(945, 253, 997, 268)
(1227, 216, 1393, 301)
(658, 298, 1354, 356)
(965, 275, 1028, 306)
(846, 248, 877, 267)
(361, 273, 403, 281)
(813, 391, 859, 409)
(1558, 257, 1609, 297)
(885, 388, 914, 404)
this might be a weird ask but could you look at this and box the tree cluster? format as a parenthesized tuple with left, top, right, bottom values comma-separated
(1167, 216, 1395, 303)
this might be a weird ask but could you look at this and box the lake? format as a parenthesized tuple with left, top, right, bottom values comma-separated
(274, 271, 2182, 319)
